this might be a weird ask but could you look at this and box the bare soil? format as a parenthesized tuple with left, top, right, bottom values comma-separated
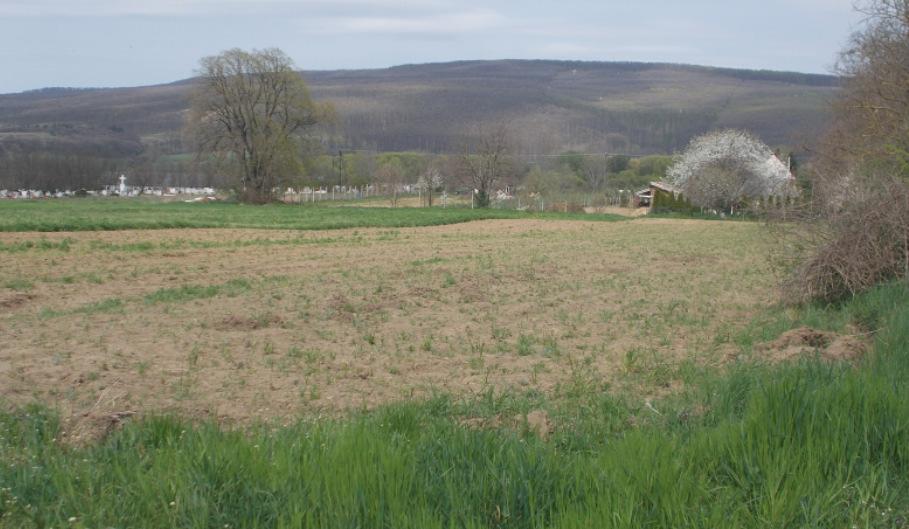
(755, 327, 869, 364)
(0, 218, 777, 441)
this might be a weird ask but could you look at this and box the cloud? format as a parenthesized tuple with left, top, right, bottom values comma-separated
(535, 42, 597, 56)
(610, 44, 698, 56)
(0, 0, 860, 89)
(1, 0, 183, 16)
(313, 8, 505, 35)
(778, 0, 855, 10)
(0, 0, 448, 16)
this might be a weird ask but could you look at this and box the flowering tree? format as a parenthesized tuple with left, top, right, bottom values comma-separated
(665, 130, 794, 211)
(416, 166, 444, 207)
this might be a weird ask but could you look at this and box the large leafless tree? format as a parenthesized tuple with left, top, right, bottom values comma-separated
(779, 0, 909, 302)
(834, 0, 909, 169)
(186, 48, 331, 203)
(809, 0, 909, 206)
(457, 124, 513, 208)
(375, 158, 407, 207)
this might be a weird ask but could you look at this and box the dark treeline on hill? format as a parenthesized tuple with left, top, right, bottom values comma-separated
(0, 60, 838, 189)
(314, 60, 838, 153)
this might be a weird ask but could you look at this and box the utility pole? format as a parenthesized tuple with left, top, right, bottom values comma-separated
(338, 150, 343, 186)
(604, 153, 609, 191)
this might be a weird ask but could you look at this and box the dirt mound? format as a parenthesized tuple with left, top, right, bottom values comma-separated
(66, 410, 136, 445)
(525, 410, 553, 440)
(824, 335, 868, 361)
(459, 410, 553, 440)
(756, 327, 868, 364)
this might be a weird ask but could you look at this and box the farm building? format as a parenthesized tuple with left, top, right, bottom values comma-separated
(633, 181, 679, 208)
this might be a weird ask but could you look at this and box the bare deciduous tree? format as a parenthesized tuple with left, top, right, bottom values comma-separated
(832, 0, 909, 172)
(778, 0, 909, 302)
(375, 158, 407, 207)
(457, 124, 513, 208)
(186, 48, 332, 203)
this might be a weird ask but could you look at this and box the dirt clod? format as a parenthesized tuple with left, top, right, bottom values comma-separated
(756, 327, 868, 364)
(66, 410, 136, 445)
(824, 335, 868, 361)
(525, 410, 553, 440)
(0, 293, 35, 309)
(216, 314, 284, 331)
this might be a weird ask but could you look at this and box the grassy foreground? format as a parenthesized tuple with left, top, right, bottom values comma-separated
(0, 199, 622, 232)
(1, 283, 908, 528)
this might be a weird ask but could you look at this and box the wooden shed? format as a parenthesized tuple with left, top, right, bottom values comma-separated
(633, 181, 679, 208)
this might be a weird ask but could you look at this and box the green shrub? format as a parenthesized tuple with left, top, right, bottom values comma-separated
(651, 188, 699, 214)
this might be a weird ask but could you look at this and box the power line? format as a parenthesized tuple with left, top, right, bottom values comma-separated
(523, 152, 651, 159)
(330, 148, 657, 158)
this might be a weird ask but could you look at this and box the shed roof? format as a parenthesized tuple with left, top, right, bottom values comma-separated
(650, 181, 679, 194)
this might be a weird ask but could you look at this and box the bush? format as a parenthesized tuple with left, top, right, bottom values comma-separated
(651, 189, 699, 214)
(784, 179, 909, 302)
(545, 201, 586, 213)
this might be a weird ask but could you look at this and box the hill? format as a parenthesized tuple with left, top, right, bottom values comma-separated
(0, 60, 839, 158)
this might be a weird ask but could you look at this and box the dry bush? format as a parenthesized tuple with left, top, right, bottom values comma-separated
(779, 178, 909, 303)
(545, 201, 586, 213)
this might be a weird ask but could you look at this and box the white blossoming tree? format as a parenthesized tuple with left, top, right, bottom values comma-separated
(416, 166, 444, 207)
(665, 129, 795, 211)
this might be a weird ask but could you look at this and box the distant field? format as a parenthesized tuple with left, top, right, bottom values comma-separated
(0, 199, 623, 232)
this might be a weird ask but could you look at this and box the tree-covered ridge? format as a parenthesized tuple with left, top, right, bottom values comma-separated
(0, 60, 837, 161)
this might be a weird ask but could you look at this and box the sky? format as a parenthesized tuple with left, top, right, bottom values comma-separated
(0, 0, 864, 94)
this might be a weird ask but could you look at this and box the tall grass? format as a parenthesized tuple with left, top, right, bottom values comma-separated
(0, 199, 623, 232)
(1, 283, 908, 528)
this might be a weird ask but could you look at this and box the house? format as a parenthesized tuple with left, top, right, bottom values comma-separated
(633, 181, 679, 208)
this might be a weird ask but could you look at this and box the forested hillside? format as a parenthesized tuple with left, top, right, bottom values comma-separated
(0, 60, 838, 159)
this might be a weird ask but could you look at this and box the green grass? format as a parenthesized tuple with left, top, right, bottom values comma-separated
(143, 278, 252, 304)
(2, 282, 908, 528)
(84, 235, 343, 253)
(0, 199, 624, 232)
(38, 297, 125, 318)
(36, 278, 258, 318)
(2, 278, 34, 291)
(0, 238, 73, 252)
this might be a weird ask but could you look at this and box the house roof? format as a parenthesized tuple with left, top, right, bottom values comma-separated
(763, 155, 795, 181)
(649, 181, 679, 193)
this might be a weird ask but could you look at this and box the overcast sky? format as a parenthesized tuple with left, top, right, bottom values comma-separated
(0, 0, 864, 94)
